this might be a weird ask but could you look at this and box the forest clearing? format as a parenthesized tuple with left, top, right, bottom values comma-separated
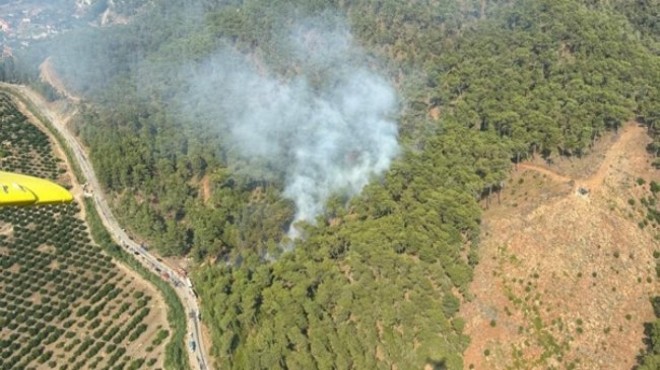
(462, 123, 660, 369)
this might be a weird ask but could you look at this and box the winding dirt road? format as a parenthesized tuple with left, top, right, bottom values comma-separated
(517, 163, 572, 183)
(1, 82, 211, 370)
(515, 123, 648, 192)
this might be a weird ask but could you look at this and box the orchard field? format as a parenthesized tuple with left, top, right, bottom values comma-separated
(0, 92, 170, 370)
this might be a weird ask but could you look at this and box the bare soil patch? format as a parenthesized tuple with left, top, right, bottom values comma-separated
(462, 123, 659, 370)
(200, 321, 215, 370)
(429, 106, 441, 120)
(39, 57, 81, 103)
(37, 243, 56, 254)
(0, 222, 12, 236)
(201, 174, 212, 203)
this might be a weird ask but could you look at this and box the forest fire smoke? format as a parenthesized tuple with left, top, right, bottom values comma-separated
(182, 18, 400, 239)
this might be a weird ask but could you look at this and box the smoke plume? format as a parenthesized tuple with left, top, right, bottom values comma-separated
(182, 18, 400, 236)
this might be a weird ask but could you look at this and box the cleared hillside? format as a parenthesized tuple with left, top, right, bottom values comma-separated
(462, 123, 659, 369)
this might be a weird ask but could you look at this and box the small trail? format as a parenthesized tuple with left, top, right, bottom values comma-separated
(516, 122, 646, 192)
(517, 163, 572, 183)
(582, 123, 647, 189)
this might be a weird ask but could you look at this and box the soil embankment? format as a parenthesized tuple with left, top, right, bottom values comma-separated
(39, 57, 81, 103)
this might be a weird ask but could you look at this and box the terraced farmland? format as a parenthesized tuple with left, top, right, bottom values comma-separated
(0, 93, 169, 370)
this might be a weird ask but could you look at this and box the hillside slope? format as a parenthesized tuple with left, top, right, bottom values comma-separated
(1, 0, 659, 368)
(463, 123, 659, 369)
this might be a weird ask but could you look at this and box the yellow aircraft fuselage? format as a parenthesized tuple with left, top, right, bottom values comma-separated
(0, 171, 73, 206)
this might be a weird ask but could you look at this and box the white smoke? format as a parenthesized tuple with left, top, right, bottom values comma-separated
(182, 18, 399, 237)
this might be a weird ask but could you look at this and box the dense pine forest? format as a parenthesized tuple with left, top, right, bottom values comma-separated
(1, 0, 659, 368)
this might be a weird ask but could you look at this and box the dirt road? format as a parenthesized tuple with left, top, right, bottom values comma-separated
(1, 82, 211, 370)
(515, 124, 648, 192)
(39, 57, 81, 103)
(516, 163, 572, 183)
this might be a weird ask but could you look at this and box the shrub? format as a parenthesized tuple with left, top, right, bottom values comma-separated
(105, 344, 117, 354)
(651, 181, 660, 194)
(152, 329, 169, 346)
(128, 324, 148, 341)
(76, 306, 90, 317)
